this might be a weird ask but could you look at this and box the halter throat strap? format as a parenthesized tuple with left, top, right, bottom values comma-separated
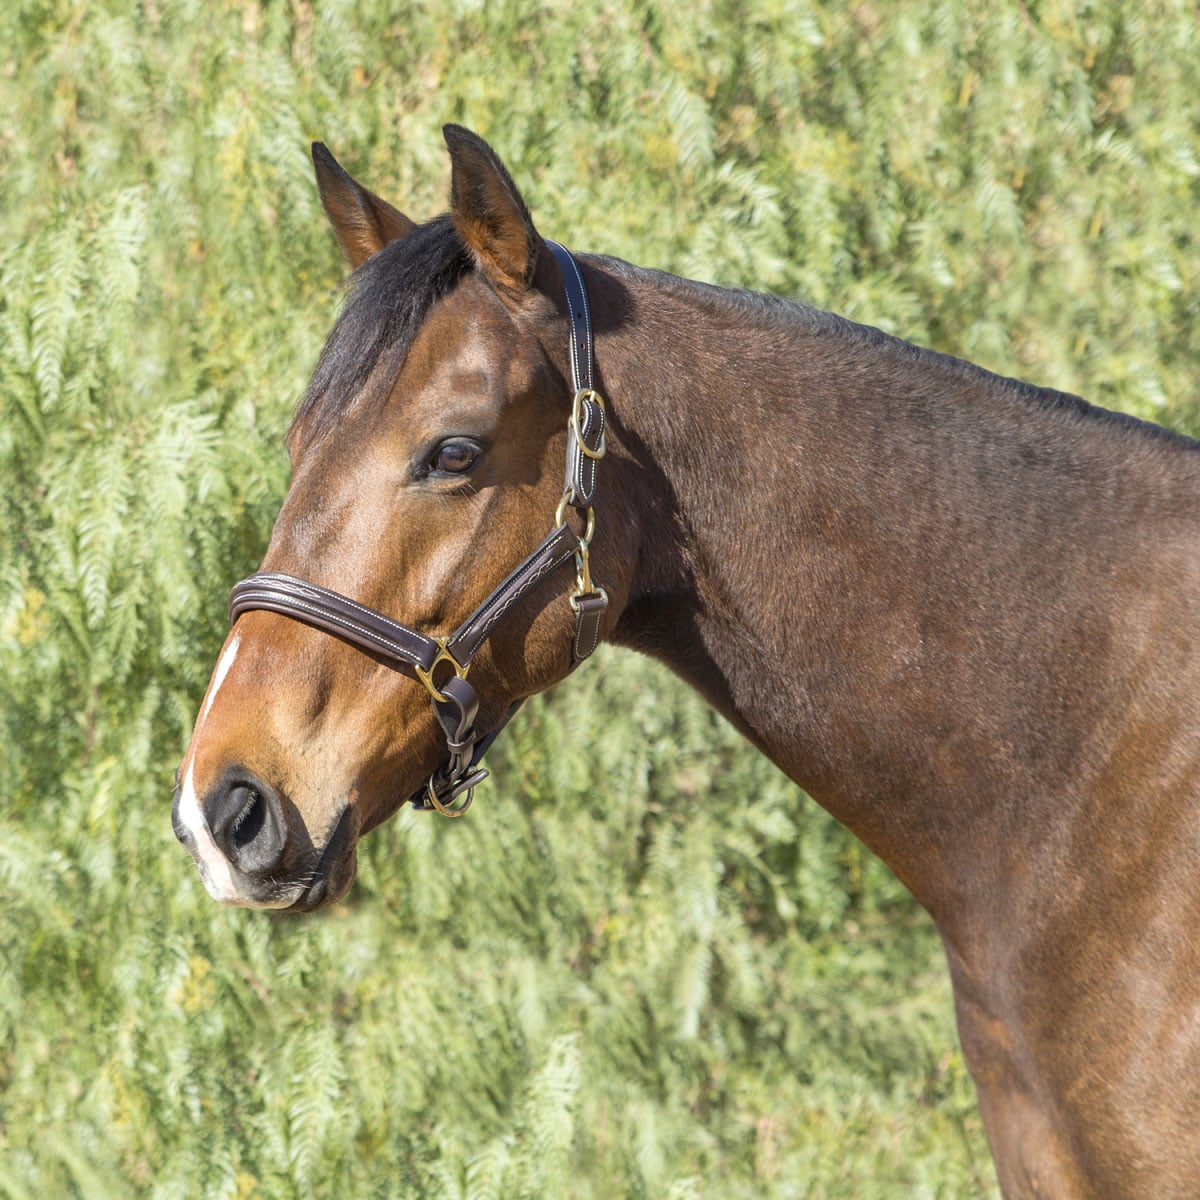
(227, 240, 608, 817)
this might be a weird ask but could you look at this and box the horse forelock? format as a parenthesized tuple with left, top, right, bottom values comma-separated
(289, 213, 475, 445)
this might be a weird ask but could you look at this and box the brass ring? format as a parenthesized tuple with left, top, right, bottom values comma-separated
(554, 497, 596, 547)
(554, 486, 573, 529)
(426, 774, 475, 818)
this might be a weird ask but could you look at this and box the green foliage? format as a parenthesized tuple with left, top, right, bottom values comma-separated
(2, 0, 1198, 1195)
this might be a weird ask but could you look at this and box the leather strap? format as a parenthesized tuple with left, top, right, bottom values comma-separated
(446, 524, 579, 665)
(548, 240, 605, 508)
(433, 675, 479, 777)
(571, 592, 607, 665)
(229, 572, 439, 671)
(547, 240, 593, 392)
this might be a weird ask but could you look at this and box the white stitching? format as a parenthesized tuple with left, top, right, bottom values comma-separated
(548, 241, 591, 391)
(244, 574, 424, 641)
(232, 584, 432, 668)
(573, 603, 603, 661)
(452, 531, 577, 657)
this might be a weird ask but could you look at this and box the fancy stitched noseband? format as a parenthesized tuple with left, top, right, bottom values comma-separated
(227, 242, 608, 817)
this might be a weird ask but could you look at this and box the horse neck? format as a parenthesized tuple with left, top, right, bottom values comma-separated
(587, 257, 1200, 929)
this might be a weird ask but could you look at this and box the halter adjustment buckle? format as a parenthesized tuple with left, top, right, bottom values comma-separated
(570, 388, 607, 460)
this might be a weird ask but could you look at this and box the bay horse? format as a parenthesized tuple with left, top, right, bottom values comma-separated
(173, 126, 1200, 1198)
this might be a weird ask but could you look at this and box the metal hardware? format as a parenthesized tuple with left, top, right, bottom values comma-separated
(425, 772, 476, 817)
(574, 536, 596, 597)
(554, 491, 597, 545)
(569, 586, 608, 614)
(414, 636, 469, 703)
(554, 487, 572, 529)
(567, 493, 606, 613)
(571, 388, 607, 459)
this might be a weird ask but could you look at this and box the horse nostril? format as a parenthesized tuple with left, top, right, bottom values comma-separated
(229, 787, 266, 850)
(207, 774, 287, 877)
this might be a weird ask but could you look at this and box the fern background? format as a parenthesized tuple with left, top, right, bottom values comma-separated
(2, 1, 1198, 1196)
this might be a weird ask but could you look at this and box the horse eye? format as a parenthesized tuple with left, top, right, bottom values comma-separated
(431, 440, 480, 475)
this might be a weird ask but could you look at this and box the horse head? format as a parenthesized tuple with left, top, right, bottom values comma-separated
(173, 127, 634, 909)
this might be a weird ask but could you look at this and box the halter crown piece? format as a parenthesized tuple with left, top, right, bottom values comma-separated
(227, 242, 608, 817)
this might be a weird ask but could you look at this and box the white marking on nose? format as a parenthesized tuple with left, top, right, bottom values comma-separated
(178, 762, 237, 901)
(178, 633, 303, 908)
(201, 634, 241, 727)
(177, 634, 244, 901)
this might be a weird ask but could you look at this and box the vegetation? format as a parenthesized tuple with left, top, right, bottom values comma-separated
(2, 1, 1197, 1195)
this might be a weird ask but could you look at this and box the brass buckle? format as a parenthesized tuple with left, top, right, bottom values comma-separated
(414, 636, 469, 703)
(570, 389, 606, 460)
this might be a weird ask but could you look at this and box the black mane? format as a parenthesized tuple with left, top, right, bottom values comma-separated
(595, 254, 1197, 452)
(293, 225, 1193, 456)
(290, 214, 473, 441)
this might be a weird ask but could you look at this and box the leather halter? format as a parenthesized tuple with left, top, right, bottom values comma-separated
(227, 241, 608, 817)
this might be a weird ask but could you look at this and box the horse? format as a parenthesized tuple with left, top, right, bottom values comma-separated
(173, 125, 1200, 1198)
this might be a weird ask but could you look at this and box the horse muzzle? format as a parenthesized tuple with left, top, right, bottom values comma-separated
(171, 766, 360, 911)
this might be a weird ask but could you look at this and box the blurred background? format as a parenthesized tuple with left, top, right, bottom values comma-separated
(2, 1, 1198, 1195)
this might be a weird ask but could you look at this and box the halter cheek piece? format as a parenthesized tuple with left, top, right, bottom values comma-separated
(227, 242, 608, 818)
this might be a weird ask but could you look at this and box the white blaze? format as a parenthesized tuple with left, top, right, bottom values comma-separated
(178, 762, 237, 901)
(177, 635, 242, 901)
(201, 634, 241, 726)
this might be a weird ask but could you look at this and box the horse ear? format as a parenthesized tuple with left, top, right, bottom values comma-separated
(444, 124, 539, 294)
(311, 142, 416, 269)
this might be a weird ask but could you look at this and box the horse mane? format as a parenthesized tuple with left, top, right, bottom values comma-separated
(591, 254, 1196, 452)
(292, 225, 1191, 455)
(290, 214, 474, 443)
